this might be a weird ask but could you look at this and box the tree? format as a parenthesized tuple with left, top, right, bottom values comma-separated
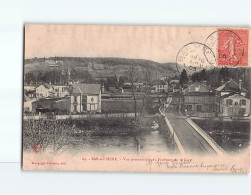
(142, 67, 152, 86)
(191, 69, 207, 83)
(200, 69, 207, 81)
(191, 72, 200, 82)
(107, 75, 118, 87)
(179, 69, 188, 88)
(118, 76, 126, 87)
(141, 67, 152, 115)
(218, 67, 229, 82)
(25, 72, 35, 84)
(126, 65, 139, 121)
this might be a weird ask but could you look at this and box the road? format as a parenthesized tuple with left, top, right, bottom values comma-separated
(165, 96, 217, 155)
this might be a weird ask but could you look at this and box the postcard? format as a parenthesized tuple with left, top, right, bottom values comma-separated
(23, 24, 250, 173)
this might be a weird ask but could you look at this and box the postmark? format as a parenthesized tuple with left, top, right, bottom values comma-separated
(205, 29, 249, 67)
(33, 143, 42, 153)
(176, 42, 217, 74)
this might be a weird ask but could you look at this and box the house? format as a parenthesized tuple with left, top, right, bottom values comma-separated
(53, 85, 69, 97)
(219, 93, 250, 117)
(36, 83, 54, 98)
(23, 94, 36, 113)
(172, 85, 181, 92)
(169, 80, 180, 92)
(108, 85, 118, 93)
(124, 82, 144, 90)
(24, 87, 36, 99)
(24, 85, 36, 98)
(159, 76, 169, 82)
(150, 80, 168, 93)
(215, 79, 248, 113)
(70, 83, 101, 113)
(183, 82, 215, 113)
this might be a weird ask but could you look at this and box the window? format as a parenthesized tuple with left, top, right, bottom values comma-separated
(239, 108, 246, 116)
(82, 95, 87, 111)
(228, 107, 233, 115)
(226, 99, 233, 106)
(73, 105, 77, 112)
(197, 105, 202, 112)
(235, 102, 238, 106)
(74, 96, 77, 103)
(187, 105, 192, 111)
(240, 99, 246, 106)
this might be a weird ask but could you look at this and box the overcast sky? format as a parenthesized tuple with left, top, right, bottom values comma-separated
(25, 24, 218, 63)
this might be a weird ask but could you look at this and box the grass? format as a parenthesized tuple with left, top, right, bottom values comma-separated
(23, 117, 136, 153)
(23, 115, 178, 155)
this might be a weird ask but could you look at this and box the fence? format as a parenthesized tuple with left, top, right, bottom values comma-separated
(23, 113, 137, 120)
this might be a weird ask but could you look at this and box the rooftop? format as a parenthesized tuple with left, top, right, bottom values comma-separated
(183, 82, 211, 94)
(150, 80, 167, 86)
(220, 92, 248, 99)
(216, 79, 248, 92)
(71, 83, 101, 95)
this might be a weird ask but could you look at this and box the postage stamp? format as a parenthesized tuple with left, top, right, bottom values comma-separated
(218, 29, 249, 66)
(205, 29, 249, 67)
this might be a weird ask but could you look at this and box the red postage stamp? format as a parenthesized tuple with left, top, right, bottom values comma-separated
(218, 29, 249, 66)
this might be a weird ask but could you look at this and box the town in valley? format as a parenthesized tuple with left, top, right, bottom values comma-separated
(23, 57, 251, 155)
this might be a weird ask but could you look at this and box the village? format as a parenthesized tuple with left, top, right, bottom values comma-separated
(23, 66, 250, 122)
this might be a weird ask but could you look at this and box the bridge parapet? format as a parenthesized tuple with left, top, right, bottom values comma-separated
(185, 118, 226, 155)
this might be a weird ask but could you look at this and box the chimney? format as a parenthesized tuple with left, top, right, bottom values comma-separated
(101, 83, 105, 94)
(239, 79, 243, 91)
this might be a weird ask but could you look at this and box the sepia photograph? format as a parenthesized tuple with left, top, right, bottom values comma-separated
(22, 25, 250, 173)
(1, 0, 251, 194)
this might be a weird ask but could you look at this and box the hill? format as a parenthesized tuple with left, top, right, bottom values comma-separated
(24, 57, 178, 81)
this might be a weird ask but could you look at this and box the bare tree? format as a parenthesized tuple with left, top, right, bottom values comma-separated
(141, 67, 152, 115)
(126, 65, 139, 121)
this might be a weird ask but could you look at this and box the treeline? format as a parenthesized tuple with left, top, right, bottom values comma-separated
(25, 68, 93, 85)
(25, 67, 128, 89)
(190, 67, 251, 90)
(25, 57, 161, 67)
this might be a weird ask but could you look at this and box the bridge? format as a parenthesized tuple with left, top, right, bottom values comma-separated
(160, 96, 225, 155)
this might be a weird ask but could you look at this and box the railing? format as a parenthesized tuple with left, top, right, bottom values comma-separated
(185, 118, 226, 155)
(164, 117, 185, 154)
(159, 97, 185, 154)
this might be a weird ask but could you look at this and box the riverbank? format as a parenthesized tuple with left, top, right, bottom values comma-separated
(190, 116, 250, 122)
(23, 114, 177, 155)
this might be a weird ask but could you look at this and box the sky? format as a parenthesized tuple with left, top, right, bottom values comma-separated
(25, 24, 222, 63)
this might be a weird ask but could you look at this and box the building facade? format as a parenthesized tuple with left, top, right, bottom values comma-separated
(70, 83, 101, 113)
(35, 83, 54, 98)
(53, 85, 69, 97)
(219, 93, 250, 117)
(215, 79, 248, 113)
(150, 80, 168, 93)
(183, 82, 215, 113)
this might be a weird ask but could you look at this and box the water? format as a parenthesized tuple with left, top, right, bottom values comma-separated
(69, 129, 171, 155)
(193, 119, 250, 154)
